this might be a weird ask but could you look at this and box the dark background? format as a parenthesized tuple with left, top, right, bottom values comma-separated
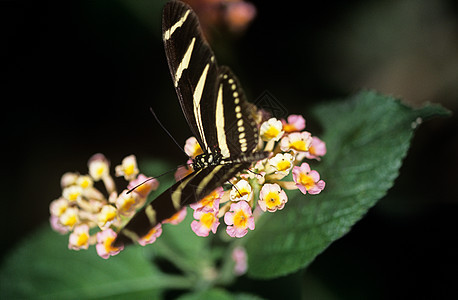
(1, 0, 457, 298)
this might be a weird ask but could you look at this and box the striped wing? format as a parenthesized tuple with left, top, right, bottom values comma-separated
(162, 1, 259, 157)
(162, 0, 219, 152)
(215, 67, 259, 157)
(114, 162, 249, 246)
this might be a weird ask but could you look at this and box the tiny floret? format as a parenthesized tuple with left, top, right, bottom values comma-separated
(303, 136, 327, 160)
(62, 185, 83, 202)
(191, 209, 220, 237)
(190, 187, 223, 212)
(50, 197, 68, 217)
(59, 207, 79, 229)
(68, 224, 90, 250)
(60, 172, 78, 188)
(224, 201, 255, 238)
(282, 114, 306, 133)
(88, 153, 110, 181)
(76, 175, 93, 189)
(115, 155, 139, 181)
(268, 153, 294, 176)
(292, 163, 325, 195)
(97, 205, 118, 230)
(258, 183, 288, 212)
(163, 207, 187, 225)
(280, 131, 312, 152)
(230, 180, 252, 202)
(260, 118, 284, 142)
(115, 190, 139, 217)
(128, 173, 159, 198)
(96, 229, 124, 259)
(138, 224, 162, 246)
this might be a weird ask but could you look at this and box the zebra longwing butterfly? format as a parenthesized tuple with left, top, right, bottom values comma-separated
(113, 0, 268, 246)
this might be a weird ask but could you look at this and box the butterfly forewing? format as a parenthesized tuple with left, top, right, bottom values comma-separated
(162, 0, 219, 152)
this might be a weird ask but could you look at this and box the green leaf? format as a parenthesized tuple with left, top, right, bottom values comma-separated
(0, 225, 195, 299)
(245, 90, 450, 279)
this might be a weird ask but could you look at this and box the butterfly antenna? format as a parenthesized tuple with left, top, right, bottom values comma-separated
(127, 166, 185, 194)
(149, 107, 187, 155)
(127, 177, 157, 194)
(227, 180, 243, 198)
(247, 169, 262, 176)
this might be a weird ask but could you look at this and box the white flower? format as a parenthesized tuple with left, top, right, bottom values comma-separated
(88, 153, 110, 181)
(115, 155, 139, 181)
(62, 185, 83, 202)
(258, 183, 288, 212)
(260, 118, 284, 142)
(230, 179, 252, 202)
(280, 131, 312, 152)
(268, 153, 294, 176)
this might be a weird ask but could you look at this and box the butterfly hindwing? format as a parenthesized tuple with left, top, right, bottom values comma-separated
(216, 67, 259, 157)
(113, 162, 249, 247)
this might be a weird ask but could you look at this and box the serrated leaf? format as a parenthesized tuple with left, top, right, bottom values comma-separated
(245, 90, 450, 278)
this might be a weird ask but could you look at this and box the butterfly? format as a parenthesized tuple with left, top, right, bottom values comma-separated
(113, 0, 268, 247)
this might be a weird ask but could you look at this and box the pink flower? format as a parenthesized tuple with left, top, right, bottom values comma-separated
(292, 163, 325, 195)
(224, 201, 255, 238)
(96, 229, 124, 259)
(231, 246, 248, 276)
(138, 224, 162, 246)
(304, 136, 327, 160)
(162, 207, 187, 225)
(258, 183, 288, 212)
(127, 173, 159, 198)
(49, 215, 69, 234)
(281, 114, 306, 133)
(190, 187, 223, 212)
(280, 131, 312, 152)
(191, 209, 220, 237)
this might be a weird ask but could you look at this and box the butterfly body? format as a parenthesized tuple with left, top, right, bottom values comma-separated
(113, 0, 267, 247)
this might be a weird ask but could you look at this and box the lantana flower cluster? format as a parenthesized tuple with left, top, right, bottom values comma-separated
(50, 114, 326, 263)
(174, 114, 326, 239)
(49, 154, 158, 258)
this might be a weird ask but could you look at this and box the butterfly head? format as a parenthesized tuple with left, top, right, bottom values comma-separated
(192, 151, 223, 171)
